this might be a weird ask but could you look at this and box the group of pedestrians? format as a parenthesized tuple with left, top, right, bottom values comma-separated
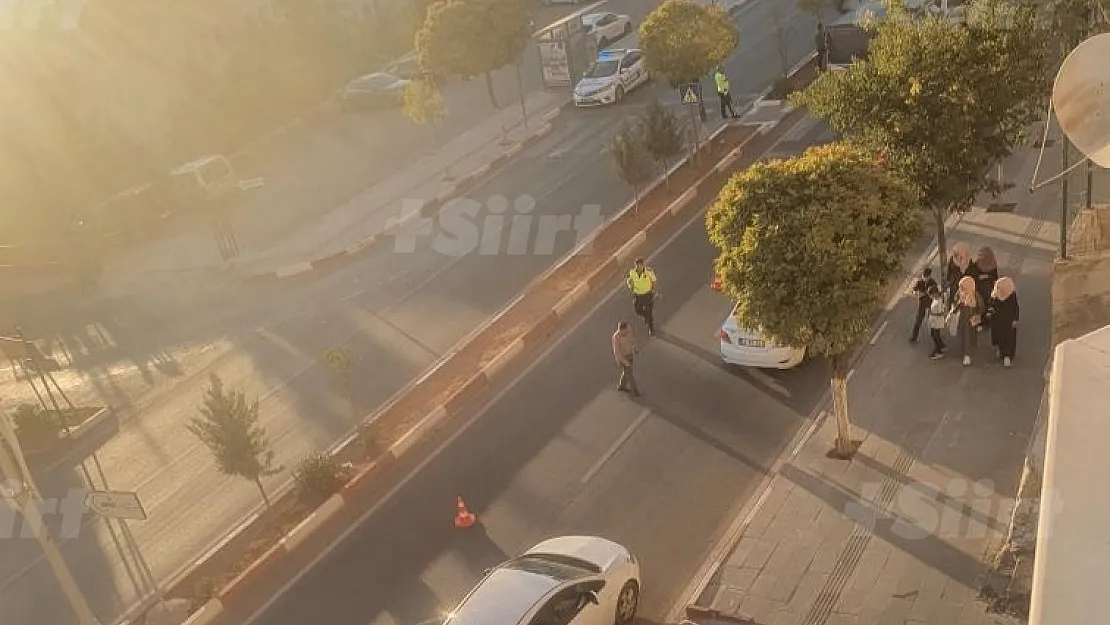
(909, 243, 1020, 368)
(612, 258, 659, 396)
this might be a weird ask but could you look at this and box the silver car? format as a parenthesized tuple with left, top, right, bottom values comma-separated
(339, 72, 411, 110)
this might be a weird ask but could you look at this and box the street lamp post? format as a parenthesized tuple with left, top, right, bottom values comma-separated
(0, 413, 101, 625)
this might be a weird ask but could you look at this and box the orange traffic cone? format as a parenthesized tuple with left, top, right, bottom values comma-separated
(710, 275, 723, 292)
(454, 495, 477, 528)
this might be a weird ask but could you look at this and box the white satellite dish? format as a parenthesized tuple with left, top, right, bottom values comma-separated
(1053, 33, 1110, 168)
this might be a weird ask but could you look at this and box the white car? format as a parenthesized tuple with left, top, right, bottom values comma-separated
(581, 12, 632, 48)
(718, 302, 806, 369)
(573, 49, 650, 107)
(442, 536, 641, 625)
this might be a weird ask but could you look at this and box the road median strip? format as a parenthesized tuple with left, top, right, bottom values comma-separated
(152, 61, 818, 625)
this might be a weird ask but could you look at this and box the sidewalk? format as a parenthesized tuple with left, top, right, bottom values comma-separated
(685, 144, 1060, 625)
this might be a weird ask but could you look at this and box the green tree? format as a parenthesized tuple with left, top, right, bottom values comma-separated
(323, 347, 360, 419)
(792, 1, 1049, 274)
(189, 374, 280, 505)
(639, 0, 738, 86)
(416, 0, 529, 112)
(706, 143, 920, 458)
(610, 120, 655, 211)
(642, 99, 685, 188)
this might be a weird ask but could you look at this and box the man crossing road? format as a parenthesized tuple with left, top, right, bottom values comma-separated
(627, 258, 658, 336)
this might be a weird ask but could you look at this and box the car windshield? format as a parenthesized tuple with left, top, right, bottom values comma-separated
(500, 553, 600, 582)
(584, 59, 619, 78)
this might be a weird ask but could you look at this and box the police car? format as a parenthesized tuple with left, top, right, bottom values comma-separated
(573, 49, 650, 107)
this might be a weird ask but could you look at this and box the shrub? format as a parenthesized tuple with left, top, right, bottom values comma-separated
(12, 404, 60, 447)
(293, 451, 348, 505)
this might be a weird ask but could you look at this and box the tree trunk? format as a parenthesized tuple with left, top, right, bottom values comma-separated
(485, 71, 508, 142)
(829, 352, 856, 459)
(933, 205, 947, 282)
(345, 379, 357, 420)
(662, 157, 670, 189)
(254, 476, 271, 507)
(515, 61, 528, 129)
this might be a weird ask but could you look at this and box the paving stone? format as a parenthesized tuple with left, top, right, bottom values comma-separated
(877, 595, 914, 625)
(787, 571, 829, 611)
(738, 595, 786, 623)
(719, 565, 761, 593)
(769, 608, 804, 625)
(708, 584, 746, 614)
(909, 599, 965, 624)
(722, 537, 759, 571)
(749, 571, 782, 600)
(823, 612, 862, 625)
(741, 538, 778, 570)
(833, 587, 869, 615)
(807, 544, 842, 575)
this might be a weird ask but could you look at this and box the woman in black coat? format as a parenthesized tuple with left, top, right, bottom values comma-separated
(974, 246, 999, 329)
(988, 277, 1019, 368)
(946, 243, 977, 307)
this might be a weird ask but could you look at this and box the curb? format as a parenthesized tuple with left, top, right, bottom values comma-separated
(240, 109, 563, 284)
(147, 74, 805, 625)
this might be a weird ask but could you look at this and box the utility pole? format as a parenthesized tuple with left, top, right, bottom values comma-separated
(0, 414, 101, 625)
(1061, 135, 1070, 260)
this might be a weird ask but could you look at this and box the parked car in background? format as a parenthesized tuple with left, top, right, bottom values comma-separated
(581, 12, 632, 48)
(339, 72, 411, 109)
(384, 50, 445, 84)
(718, 302, 807, 369)
(442, 536, 641, 625)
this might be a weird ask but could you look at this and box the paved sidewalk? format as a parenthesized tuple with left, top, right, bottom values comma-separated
(686, 145, 1060, 625)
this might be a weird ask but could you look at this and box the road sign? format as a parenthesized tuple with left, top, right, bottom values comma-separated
(679, 83, 701, 105)
(85, 491, 147, 521)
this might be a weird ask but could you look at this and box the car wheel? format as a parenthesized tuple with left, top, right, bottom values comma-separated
(615, 85, 625, 103)
(623, 22, 631, 36)
(615, 580, 639, 624)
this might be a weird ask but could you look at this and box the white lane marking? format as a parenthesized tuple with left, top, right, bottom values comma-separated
(869, 320, 888, 345)
(581, 409, 651, 485)
(846, 368, 855, 382)
(244, 98, 813, 625)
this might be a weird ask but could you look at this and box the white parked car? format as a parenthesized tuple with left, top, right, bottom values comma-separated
(573, 49, 650, 107)
(442, 536, 641, 625)
(581, 12, 632, 48)
(718, 302, 806, 369)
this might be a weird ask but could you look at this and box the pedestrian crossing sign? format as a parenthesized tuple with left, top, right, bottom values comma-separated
(679, 83, 700, 105)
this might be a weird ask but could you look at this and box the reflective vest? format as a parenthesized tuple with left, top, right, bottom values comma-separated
(714, 72, 729, 94)
(628, 268, 656, 295)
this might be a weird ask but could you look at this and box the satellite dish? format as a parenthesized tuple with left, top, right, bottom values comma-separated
(1053, 33, 1110, 168)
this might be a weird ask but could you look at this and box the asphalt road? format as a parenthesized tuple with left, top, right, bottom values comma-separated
(242, 120, 832, 625)
(0, 2, 824, 624)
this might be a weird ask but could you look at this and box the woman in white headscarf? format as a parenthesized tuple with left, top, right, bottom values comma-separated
(989, 277, 1019, 368)
(954, 276, 985, 366)
(946, 243, 976, 307)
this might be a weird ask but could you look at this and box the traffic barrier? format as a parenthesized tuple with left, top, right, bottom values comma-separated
(442, 373, 490, 416)
(282, 494, 345, 553)
(669, 188, 698, 216)
(614, 232, 647, 264)
(482, 338, 525, 379)
(181, 599, 224, 625)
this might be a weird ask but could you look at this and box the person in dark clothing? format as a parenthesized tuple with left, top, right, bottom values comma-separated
(909, 267, 938, 343)
(926, 286, 948, 359)
(816, 23, 831, 72)
(974, 246, 999, 331)
(988, 277, 1019, 368)
(945, 242, 976, 307)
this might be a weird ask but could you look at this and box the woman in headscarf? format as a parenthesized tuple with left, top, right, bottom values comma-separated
(946, 243, 976, 307)
(954, 276, 985, 366)
(989, 277, 1019, 368)
(974, 247, 999, 330)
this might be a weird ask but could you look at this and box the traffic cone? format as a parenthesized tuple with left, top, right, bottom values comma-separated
(710, 275, 723, 292)
(454, 495, 477, 528)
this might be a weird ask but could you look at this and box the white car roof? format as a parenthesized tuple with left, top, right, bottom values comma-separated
(721, 302, 767, 339)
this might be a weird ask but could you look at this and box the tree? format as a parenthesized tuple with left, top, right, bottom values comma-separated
(323, 347, 360, 419)
(642, 99, 685, 188)
(609, 120, 655, 211)
(706, 142, 920, 458)
(639, 0, 739, 87)
(189, 374, 279, 505)
(792, 0, 1049, 275)
(416, 0, 529, 113)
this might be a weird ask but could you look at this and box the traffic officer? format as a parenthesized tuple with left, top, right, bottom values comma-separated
(626, 258, 658, 336)
(714, 67, 738, 119)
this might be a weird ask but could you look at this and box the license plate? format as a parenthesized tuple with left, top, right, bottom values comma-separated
(739, 338, 766, 348)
